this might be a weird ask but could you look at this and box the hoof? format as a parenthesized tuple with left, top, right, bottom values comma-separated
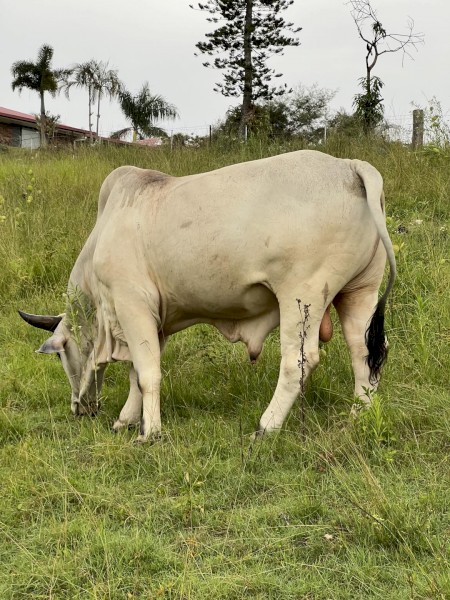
(350, 398, 371, 419)
(78, 405, 100, 417)
(111, 418, 140, 432)
(249, 428, 265, 442)
(134, 432, 162, 445)
(112, 419, 126, 432)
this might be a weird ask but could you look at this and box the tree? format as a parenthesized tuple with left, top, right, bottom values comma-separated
(92, 62, 122, 137)
(64, 60, 98, 142)
(192, 0, 301, 136)
(287, 84, 335, 139)
(11, 44, 68, 147)
(215, 84, 335, 141)
(64, 60, 122, 141)
(215, 102, 289, 139)
(349, 0, 424, 133)
(114, 83, 178, 141)
(35, 112, 60, 142)
(327, 109, 364, 137)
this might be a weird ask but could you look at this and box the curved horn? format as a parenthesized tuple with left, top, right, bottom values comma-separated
(18, 310, 62, 332)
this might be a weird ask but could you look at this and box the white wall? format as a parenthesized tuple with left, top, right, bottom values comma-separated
(21, 128, 40, 149)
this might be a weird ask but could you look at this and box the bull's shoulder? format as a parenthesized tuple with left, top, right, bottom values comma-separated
(97, 166, 171, 217)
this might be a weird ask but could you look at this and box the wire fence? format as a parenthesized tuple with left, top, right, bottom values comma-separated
(383, 115, 413, 143)
(98, 110, 450, 147)
(385, 113, 450, 145)
(180, 113, 450, 146)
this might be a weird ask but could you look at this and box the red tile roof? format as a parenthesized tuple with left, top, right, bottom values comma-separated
(0, 106, 94, 136)
(0, 107, 36, 122)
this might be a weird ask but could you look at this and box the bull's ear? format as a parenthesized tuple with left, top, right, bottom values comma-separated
(36, 333, 67, 355)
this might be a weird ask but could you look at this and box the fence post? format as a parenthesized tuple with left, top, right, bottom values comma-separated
(412, 109, 424, 149)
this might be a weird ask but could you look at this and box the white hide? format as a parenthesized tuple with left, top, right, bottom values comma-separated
(31, 150, 396, 441)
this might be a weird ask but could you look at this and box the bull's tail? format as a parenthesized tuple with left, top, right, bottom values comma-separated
(352, 161, 397, 384)
(365, 297, 388, 384)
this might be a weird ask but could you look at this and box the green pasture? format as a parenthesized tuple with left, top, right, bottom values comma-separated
(0, 138, 449, 599)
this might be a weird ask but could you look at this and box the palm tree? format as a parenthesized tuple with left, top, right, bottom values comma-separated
(11, 44, 68, 147)
(114, 83, 178, 141)
(65, 60, 123, 141)
(64, 60, 98, 142)
(93, 62, 122, 137)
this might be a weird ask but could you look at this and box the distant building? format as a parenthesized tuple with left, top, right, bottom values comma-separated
(135, 137, 164, 147)
(0, 106, 95, 148)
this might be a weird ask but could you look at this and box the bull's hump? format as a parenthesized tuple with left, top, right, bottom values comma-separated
(109, 168, 174, 210)
(137, 169, 171, 186)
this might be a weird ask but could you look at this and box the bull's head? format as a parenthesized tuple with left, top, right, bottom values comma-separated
(19, 298, 105, 416)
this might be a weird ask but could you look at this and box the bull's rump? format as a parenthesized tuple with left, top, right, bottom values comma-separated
(92, 151, 381, 324)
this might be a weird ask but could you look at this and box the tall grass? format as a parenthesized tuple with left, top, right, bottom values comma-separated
(0, 138, 449, 599)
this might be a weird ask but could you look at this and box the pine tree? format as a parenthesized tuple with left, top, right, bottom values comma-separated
(192, 0, 301, 136)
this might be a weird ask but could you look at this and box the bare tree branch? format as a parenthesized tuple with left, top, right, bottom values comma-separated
(348, 0, 424, 134)
(349, 0, 424, 63)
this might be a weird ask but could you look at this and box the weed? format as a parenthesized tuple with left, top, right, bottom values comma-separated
(297, 298, 311, 431)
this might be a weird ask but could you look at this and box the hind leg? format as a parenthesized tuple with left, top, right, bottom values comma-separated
(258, 296, 323, 433)
(333, 288, 381, 405)
(334, 239, 388, 407)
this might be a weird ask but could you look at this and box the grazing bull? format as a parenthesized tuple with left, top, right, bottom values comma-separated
(20, 150, 396, 442)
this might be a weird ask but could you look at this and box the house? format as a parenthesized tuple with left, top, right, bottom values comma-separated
(135, 137, 164, 147)
(0, 106, 96, 148)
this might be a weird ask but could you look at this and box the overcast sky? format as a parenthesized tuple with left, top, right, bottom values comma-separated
(1, 0, 448, 138)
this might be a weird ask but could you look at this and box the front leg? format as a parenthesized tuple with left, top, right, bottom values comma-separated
(112, 366, 142, 431)
(115, 293, 162, 442)
(112, 332, 168, 432)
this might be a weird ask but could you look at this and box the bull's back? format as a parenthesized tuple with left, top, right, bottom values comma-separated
(94, 151, 382, 316)
(149, 151, 378, 270)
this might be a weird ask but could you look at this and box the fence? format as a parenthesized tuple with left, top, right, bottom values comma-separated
(196, 111, 450, 147)
(100, 110, 450, 148)
(383, 110, 450, 146)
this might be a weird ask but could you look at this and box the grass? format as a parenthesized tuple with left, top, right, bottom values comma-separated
(0, 137, 449, 599)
